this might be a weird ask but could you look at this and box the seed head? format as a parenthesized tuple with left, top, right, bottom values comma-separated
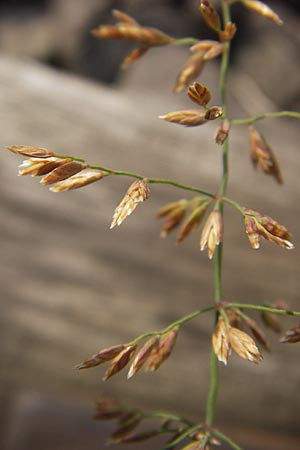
(204, 106, 223, 120)
(18, 157, 69, 177)
(159, 110, 208, 127)
(228, 327, 263, 364)
(219, 22, 237, 42)
(103, 345, 137, 381)
(212, 317, 231, 365)
(94, 398, 124, 421)
(92, 10, 173, 68)
(177, 201, 210, 243)
(174, 52, 205, 94)
(145, 328, 178, 372)
(40, 161, 85, 185)
(244, 208, 294, 250)
(75, 344, 126, 370)
(248, 125, 282, 184)
(200, 210, 223, 259)
(127, 336, 160, 379)
(188, 82, 211, 106)
(110, 179, 150, 228)
(191, 40, 226, 60)
(241, 0, 283, 26)
(215, 119, 230, 145)
(199, 0, 221, 33)
(8, 145, 55, 158)
(280, 325, 300, 344)
(49, 169, 104, 192)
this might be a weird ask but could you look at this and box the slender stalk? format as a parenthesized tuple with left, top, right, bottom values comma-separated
(231, 110, 300, 126)
(173, 37, 199, 46)
(213, 429, 244, 450)
(226, 303, 300, 317)
(205, 0, 232, 427)
(55, 153, 215, 198)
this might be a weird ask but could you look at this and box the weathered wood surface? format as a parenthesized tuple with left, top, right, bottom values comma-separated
(0, 54, 299, 446)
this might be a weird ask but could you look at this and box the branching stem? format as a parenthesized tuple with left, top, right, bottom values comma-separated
(231, 110, 300, 126)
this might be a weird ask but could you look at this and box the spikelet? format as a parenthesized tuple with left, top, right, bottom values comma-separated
(280, 325, 300, 344)
(18, 157, 69, 177)
(103, 345, 137, 381)
(75, 344, 126, 370)
(110, 179, 150, 228)
(244, 208, 294, 250)
(228, 327, 263, 363)
(50, 169, 104, 192)
(8, 145, 55, 158)
(92, 9, 173, 68)
(174, 52, 205, 93)
(199, 0, 221, 33)
(159, 110, 208, 127)
(215, 119, 230, 145)
(145, 328, 178, 371)
(219, 22, 237, 42)
(188, 82, 211, 106)
(241, 0, 283, 26)
(212, 317, 231, 365)
(127, 336, 160, 379)
(40, 161, 85, 185)
(191, 40, 226, 60)
(177, 200, 210, 244)
(200, 210, 223, 259)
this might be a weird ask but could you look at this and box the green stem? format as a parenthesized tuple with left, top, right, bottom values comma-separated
(130, 305, 216, 346)
(213, 429, 244, 450)
(226, 303, 300, 317)
(205, 0, 232, 427)
(56, 153, 215, 198)
(231, 110, 300, 126)
(173, 37, 199, 46)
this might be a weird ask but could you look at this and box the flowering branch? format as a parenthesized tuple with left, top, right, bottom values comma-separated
(231, 110, 300, 126)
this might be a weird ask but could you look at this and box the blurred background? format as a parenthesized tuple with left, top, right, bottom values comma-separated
(0, 1, 299, 449)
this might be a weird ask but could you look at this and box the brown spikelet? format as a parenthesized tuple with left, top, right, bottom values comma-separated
(215, 119, 230, 145)
(145, 328, 178, 371)
(243, 208, 294, 250)
(8, 145, 55, 158)
(177, 201, 210, 243)
(188, 82, 211, 106)
(92, 10, 173, 46)
(212, 317, 231, 365)
(112, 9, 138, 25)
(219, 22, 237, 42)
(248, 125, 282, 184)
(50, 169, 104, 192)
(159, 203, 188, 237)
(121, 46, 149, 68)
(110, 179, 150, 228)
(157, 200, 188, 218)
(241, 0, 283, 26)
(191, 40, 226, 60)
(204, 106, 223, 120)
(159, 110, 208, 127)
(127, 336, 160, 379)
(199, 0, 221, 33)
(280, 325, 300, 344)
(228, 327, 263, 363)
(40, 161, 85, 185)
(174, 52, 205, 93)
(103, 345, 137, 381)
(75, 344, 126, 370)
(18, 157, 69, 177)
